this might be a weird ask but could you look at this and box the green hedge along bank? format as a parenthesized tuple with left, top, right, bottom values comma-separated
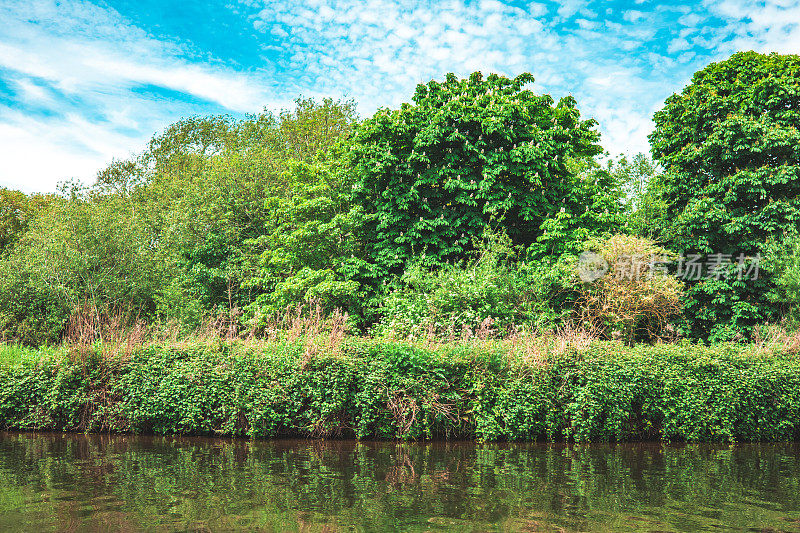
(1, 340, 799, 442)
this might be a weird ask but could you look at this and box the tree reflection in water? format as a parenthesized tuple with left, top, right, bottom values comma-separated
(0, 432, 799, 531)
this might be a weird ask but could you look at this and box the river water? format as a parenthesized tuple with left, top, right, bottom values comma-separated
(0, 432, 799, 531)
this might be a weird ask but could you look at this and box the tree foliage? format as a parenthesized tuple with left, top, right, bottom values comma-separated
(349, 72, 614, 277)
(0, 189, 53, 253)
(606, 153, 667, 239)
(0, 98, 359, 343)
(6, 56, 800, 345)
(246, 158, 369, 320)
(649, 51, 800, 340)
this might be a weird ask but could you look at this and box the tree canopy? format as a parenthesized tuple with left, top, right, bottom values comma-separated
(650, 51, 800, 340)
(3, 55, 800, 345)
(349, 72, 615, 276)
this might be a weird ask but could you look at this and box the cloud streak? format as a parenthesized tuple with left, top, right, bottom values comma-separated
(0, 0, 283, 191)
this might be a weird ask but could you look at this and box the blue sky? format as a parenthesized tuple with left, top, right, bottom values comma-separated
(1, 0, 798, 192)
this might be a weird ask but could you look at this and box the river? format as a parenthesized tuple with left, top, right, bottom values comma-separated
(0, 432, 799, 531)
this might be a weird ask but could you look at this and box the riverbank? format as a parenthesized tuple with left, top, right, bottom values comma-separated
(1, 339, 799, 442)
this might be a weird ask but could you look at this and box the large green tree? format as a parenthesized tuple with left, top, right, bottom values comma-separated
(349, 72, 615, 277)
(245, 158, 370, 320)
(127, 97, 359, 325)
(650, 51, 800, 340)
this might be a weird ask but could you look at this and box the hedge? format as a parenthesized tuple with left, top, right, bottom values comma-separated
(1, 340, 799, 442)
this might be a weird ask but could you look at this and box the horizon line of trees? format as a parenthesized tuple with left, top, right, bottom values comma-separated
(1, 51, 799, 346)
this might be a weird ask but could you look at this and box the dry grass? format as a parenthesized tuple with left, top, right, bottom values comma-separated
(399, 312, 601, 366)
(61, 298, 352, 362)
(750, 324, 800, 355)
(505, 323, 598, 367)
(68, 289, 800, 369)
(64, 301, 149, 361)
(34, 300, 800, 374)
(57, 298, 609, 372)
(262, 300, 350, 356)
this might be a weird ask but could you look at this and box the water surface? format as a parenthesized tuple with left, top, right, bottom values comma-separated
(0, 432, 799, 531)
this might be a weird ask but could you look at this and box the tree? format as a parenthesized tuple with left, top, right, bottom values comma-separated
(245, 159, 370, 321)
(606, 153, 668, 240)
(0, 191, 165, 344)
(649, 51, 800, 340)
(607, 153, 658, 211)
(764, 229, 800, 326)
(0, 188, 53, 253)
(133, 98, 360, 325)
(273, 97, 358, 162)
(349, 72, 612, 278)
(0, 97, 361, 342)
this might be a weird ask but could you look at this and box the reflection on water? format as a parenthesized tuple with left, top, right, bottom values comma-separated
(0, 433, 799, 532)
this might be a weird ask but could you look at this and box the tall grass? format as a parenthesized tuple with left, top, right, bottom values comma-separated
(7, 298, 800, 369)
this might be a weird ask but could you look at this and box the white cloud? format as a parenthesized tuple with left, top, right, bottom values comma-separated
(0, 2, 273, 111)
(624, 10, 646, 22)
(678, 13, 704, 26)
(707, 0, 800, 53)
(557, 0, 584, 18)
(0, 112, 144, 193)
(12, 78, 53, 105)
(668, 38, 692, 53)
(3, 0, 799, 192)
(82, 56, 266, 113)
(244, 0, 697, 159)
(0, 0, 283, 191)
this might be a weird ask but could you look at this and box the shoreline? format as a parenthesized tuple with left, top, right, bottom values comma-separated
(5, 430, 800, 449)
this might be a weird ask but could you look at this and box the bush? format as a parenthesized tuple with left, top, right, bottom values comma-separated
(575, 234, 684, 343)
(0, 273, 72, 346)
(0, 192, 166, 344)
(373, 232, 529, 339)
(1, 340, 799, 442)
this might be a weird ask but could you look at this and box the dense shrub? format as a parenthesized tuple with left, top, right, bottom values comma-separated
(0, 195, 163, 345)
(1, 341, 799, 443)
(373, 233, 524, 339)
(575, 234, 684, 343)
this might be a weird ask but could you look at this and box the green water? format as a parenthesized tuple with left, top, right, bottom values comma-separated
(0, 433, 799, 532)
